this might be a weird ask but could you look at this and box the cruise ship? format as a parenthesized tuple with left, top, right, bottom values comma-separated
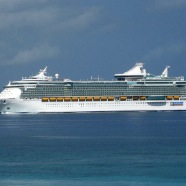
(0, 63, 186, 113)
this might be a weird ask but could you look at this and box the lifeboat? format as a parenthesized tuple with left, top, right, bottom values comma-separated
(42, 97, 48, 102)
(64, 97, 71, 101)
(57, 97, 63, 102)
(173, 96, 180, 100)
(120, 96, 127, 101)
(49, 97, 56, 102)
(79, 97, 86, 101)
(166, 96, 173, 100)
(72, 97, 78, 101)
(133, 96, 139, 100)
(140, 96, 146, 100)
(108, 96, 114, 101)
(93, 96, 100, 101)
(86, 97, 92, 101)
(101, 96, 107, 101)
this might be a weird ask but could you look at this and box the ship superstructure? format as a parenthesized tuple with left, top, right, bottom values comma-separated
(0, 63, 186, 113)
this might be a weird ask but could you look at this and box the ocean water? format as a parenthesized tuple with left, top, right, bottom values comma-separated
(0, 112, 186, 186)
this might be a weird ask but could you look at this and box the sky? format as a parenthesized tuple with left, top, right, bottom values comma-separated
(0, 0, 186, 87)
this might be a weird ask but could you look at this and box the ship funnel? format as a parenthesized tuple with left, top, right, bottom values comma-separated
(161, 66, 170, 78)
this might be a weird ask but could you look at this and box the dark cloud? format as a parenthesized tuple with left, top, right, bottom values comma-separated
(0, 0, 186, 86)
(0, 1, 102, 66)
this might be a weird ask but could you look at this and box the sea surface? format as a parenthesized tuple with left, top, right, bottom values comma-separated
(0, 112, 186, 186)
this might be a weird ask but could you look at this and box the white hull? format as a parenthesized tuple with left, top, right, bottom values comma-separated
(0, 99, 186, 113)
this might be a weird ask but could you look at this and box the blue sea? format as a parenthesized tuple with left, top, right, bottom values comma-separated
(0, 112, 186, 186)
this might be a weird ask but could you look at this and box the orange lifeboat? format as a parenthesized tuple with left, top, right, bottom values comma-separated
(166, 96, 173, 100)
(93, 96, 100, 101)
(101, 97, 107, 101)
(173, 96, 180, 100)
(108, 96, 114, 101)
(86, 97, 92, 101)
(72, 97, 78, 101)
(79, 97, 86, 101)
(57, 97, 64, 102)
(140, 96, 146, 100)
(49, 97, 56, 102)
(42, 97, 48, 102)
(120, 96, 127, 101)
(64, 97, 71, 101)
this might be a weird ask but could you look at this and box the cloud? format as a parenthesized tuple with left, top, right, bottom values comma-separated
(0, 1, 104, 66)
(56, 7, 101, 31)
(143, 43, 186, 61)
(0, 2, 101, 33)
(0, 0, 49, 11)
(0, 7, 57, 30)
(149, 0, 186, 11)
(0, 0, 26, 9)
(4, 44, 60, 65)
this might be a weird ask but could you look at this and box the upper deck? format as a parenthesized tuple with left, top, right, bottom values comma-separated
(6, 63, 185, 88)
(1, 64, 186, 99)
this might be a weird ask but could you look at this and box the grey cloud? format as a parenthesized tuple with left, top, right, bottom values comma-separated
(0, 2, 101, 32)
(0, 0, 27, 9)
(57, 7, 101, 31)
(4, 44, 60, 65)
(0, 8, 57, 30)
(150, 0, 186, 11)
(0, 0, 49, 11)
(143, 43, 186, 61)
(0, 1, 103, 67)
